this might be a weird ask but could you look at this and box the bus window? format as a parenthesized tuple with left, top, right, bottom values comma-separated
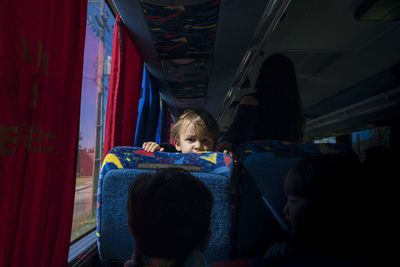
(352, 126, 391, 162)
(314, 137, 336, 144)
(71, 0, 115, 242)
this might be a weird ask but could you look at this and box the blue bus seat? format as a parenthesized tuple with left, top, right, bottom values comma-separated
(234, 140, 356, 257)
(97, 147, 234, 265)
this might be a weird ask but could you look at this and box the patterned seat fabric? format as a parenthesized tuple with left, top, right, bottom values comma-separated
(97, 147, 234, 265)
(100, 146, 233, 177)
(234, 140, 357, 257)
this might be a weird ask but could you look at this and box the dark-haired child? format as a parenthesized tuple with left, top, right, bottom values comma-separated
(264, 154, 364, 264)
(125, 168, 214, 267)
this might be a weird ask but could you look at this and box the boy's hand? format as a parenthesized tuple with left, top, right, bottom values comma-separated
(217, 141, 237, 163)
(216, 141, 233, 154)
(222, 149, 237, 165)
(142, 142, 165, 152)
(223, 149, 234, 158)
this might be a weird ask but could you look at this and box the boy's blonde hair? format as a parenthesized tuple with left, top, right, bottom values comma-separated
(171, 109, 219, 149)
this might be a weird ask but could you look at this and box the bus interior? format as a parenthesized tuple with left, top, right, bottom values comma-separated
(2, 0, 399, 266)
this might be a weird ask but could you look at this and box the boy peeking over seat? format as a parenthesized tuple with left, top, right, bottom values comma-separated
(142, 109, 219, 153)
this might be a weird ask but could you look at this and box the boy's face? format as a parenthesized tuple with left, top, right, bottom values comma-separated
(283, 195, 312, 238)
(175, 120, 214, 153)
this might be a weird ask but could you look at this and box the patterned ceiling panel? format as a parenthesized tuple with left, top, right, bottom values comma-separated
(175, 97, 206, 109)
(160, 58, 211, 81)
(168, 81, 207, 98)
(140, 0, 220, 103)
(140, 0, 220, 59)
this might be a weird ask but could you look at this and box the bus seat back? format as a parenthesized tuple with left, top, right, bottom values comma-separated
(234, 140, 356, 257)
(97, 147, 234, 265)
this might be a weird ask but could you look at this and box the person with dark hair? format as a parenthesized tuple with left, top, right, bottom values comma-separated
(361, 143, 396, 266)
(264, 154, 364, 264)
(217, 53, 304, 154)
(143, 109, 220, 153)
(125, 168, 214, 267)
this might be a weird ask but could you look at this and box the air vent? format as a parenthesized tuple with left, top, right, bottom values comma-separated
(307, 86, 400, 131)
(356, 0, 400, 21)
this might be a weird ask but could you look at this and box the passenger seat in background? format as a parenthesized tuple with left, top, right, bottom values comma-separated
(234, 140, 357, 257)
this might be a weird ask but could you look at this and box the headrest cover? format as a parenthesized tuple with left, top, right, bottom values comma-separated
(101, 146, 234, 178)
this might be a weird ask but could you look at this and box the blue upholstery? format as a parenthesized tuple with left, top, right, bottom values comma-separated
(235, 140, 356, 257)
(235, 140, 356, 163)
(97, 147, 234, 264)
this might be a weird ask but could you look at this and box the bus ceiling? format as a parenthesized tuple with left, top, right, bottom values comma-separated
(110, 0, 280, 120)
(109, 0, 400, 136)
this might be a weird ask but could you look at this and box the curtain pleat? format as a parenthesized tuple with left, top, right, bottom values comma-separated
(103, 15, 143, 158)
(134, 67, 160, 147)
(156, 100, 169, 144)
(0, 1, 88, 266)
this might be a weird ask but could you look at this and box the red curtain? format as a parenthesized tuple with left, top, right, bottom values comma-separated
(103, 15, 143, 158)
(0, 1, 87, 266)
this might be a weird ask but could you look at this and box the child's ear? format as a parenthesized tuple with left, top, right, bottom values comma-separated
(175, 140, 182, 152)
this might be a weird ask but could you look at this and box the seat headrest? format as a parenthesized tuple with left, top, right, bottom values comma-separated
(101, 146, 234, 178)
(97, 146, 235, 263)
